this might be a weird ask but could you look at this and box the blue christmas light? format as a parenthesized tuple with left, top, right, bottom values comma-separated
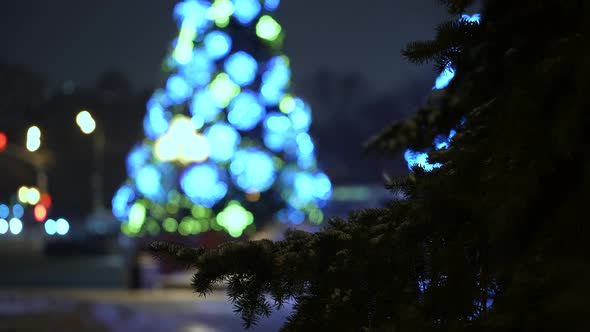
(227, 91, 265, 130)
(112, 185, 136, 221)
(205, 123, 241, 162)
(296, 132, 315, 156)
(224, 51, 258, 86)
(180, 49, 213, 87)
(233, 0, 261, 25)
(262, 113, 294, 151)
(314, 172, 332, 200)
(126, 144, 151, 178)
(166, 75, 193, 103)
(174, 0, 211, 31)
(404, 149, 442, 172)
(260, 82, 283, 105)
(433, 67, 455, 90)
(263, 56, 290, 89)
(294, 172, 316, 203)
(181, 164, 228, 207)
(289, 102, 312, 132)
(230, 149, 276, 192)
(462, 13, 480, 23)
(136, 165, 162, 199)
(204, 31, 232, 59)
(264, 0, 280, 11)
(143, 102, 169, 139)
(191, 89, 221, 123)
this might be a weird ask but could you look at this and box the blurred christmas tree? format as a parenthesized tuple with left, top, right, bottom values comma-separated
(113, 0, 331, 238)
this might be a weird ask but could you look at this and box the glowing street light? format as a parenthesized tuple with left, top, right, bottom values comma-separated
(76, 110, 96, 134)
(26, 126, 41, 152)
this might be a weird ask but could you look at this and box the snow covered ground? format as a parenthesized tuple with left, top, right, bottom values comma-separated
(0, 289, 291, 331)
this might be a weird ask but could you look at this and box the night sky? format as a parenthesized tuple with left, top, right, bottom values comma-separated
(2, 0, 451, 94)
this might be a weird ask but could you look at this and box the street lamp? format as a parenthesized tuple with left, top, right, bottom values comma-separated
(76, 110, 116, 235)
(76, 111, 96, 134)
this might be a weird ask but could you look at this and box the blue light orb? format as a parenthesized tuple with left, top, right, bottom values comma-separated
(233, 0, 261, 25)
(181, 163, 228, 207)
(263, 132, 286, 152)
(264, 0, 280, 11)
(0, 204, 8, 219)
(230, 149, 276, 193)
(287, 209, 305, 224)
(296, 133, 314, 154)
(174, 0, 211, 31)
(191, 89, 221, 123)
(224, 51, 258, 86)
(294, 172, 316, 203)
(227, 91, 265, 130)
(180, 49, 213, 87)
(204, 31, 232, 59)
(55, 218, 70, 235)
(136, 165, 162, 199)
(289, 102, 312, 132)
(260, 82, 283, 105)
(112, 185, 136, 221)
(404, 149, 442, 172)
(12, 204, 24, 219)
(9, 218, 22, 235)
(433, 67, 455, 90)
(126, 144, 151, 178)
(143, 102, 170, 139)
(314, 172, 332, 200)
(0, 218, 8, 234)
(264, 113, 291, 132)
(45, 219, 57, 235)
(205, 123, 240, 162)
(263, 56, 290, 89)
(166, 75, 193, 103)
(263, 113, 293, 151)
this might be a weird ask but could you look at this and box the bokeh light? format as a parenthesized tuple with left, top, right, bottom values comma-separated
(44, 219, 56, 235)
(0, 132, 7, 152)
(230, 149, 276, 193)
(0, 219, 8, 234)
(154, 115, 210, 164)
(264, 0, 280, 11)
(227, 91, 266, 130)
(12, 204, 24, 219)
(224, 51, 258, 86)
(209, 73, 240, 108)
(204, 31, 232, 59)
(204, 123, 240, 162)
(0, 205, 9, 219)
(233, 0, 261, 25)
(216, 201, 253, 237)
(26, 126, 41, 152)
(40, 193, 52, 209)
(34, 204, 47, 222)
(256, 15, 281, 41)
(55, 218, 70, 235)
(180, 163, 228, 207)
(76, 111, 96, 134)
(191, 89, 222, 123)
(112, 185, 136, 221)
(9, 218, 23, 235)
